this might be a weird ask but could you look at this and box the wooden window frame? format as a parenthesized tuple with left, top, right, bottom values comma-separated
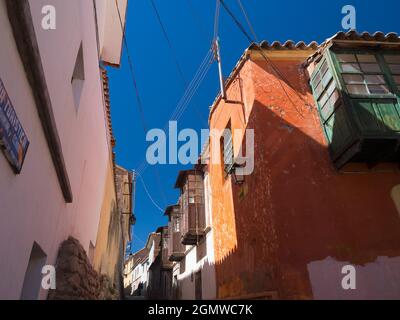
(329, 49, 400, 99)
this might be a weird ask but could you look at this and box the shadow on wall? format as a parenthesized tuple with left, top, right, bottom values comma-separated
(214, 96, 400, 300)
(175, 257, 216, 300)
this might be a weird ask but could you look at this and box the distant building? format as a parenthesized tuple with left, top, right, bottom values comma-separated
(124, 232, 160, 298)
(146, 143, 217, 300)
(0, 0, 131, 299)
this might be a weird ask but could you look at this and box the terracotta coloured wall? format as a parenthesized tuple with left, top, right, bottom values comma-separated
(209, 49, 400, 299)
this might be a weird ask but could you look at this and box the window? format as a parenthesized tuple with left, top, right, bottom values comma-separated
(310, 58, 341, 122)
(71, 43, 85, 109)
(336, 53, 390, 95)
(220, 121, 234, 176)
(20, 242, 47, 300)
(173, 216, 180, 232)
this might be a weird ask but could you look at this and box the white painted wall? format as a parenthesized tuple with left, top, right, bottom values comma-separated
(177, 171, 216, 300)
(0, 0, 120, 299)
(307, 256, 400, 299)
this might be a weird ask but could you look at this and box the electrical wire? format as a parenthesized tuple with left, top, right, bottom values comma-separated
(136, 48, 214, 176)
(115, 0, 168, 207)
(219, 0, 311, 117)
(213, 0, 221, 42)
(136, 171, 165, 213)
(149, 0, 208, 125)
(115, 0, 148, 132)
(236, 0, 258, 42)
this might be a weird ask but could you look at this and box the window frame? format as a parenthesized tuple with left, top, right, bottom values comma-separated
(329, 49, 399, 100)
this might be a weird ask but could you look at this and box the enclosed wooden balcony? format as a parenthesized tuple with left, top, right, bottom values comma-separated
(158, 226, 173, 270)
(310, 49, 400, 169)
(175, 170, 206, 245)
(165, 205, 185, 261)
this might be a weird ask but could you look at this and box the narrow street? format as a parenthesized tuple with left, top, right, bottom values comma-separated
(0, 0, 400, 304)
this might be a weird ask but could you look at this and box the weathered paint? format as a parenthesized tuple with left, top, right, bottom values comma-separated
(307, 256, 400, 299)
(209, 47, 400, 299)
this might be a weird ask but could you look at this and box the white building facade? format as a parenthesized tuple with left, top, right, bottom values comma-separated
(0, 0, 127, 299)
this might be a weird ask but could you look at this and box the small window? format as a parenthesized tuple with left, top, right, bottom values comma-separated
(71, 43, 85, 109)
(220, 121, 234, 176)
(20, 242, 47, 300)
(336, 53, 391, 96)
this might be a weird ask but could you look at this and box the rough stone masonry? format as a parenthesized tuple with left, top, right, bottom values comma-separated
(48, 237, 118, 300)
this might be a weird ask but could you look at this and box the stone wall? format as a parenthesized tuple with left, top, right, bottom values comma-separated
(48, 237, 119, 300)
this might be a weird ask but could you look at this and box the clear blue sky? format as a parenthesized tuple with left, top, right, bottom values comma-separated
(107, 0, 399, 253)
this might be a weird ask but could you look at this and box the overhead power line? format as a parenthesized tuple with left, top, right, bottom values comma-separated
(149, 0, 208, 125)
(115, 0, 148, 132)
(236, 0, 258, 42)
(115, 0, 168, 207)
(136, 171, 165, 213)
(136, 47, 214, 176)
(219, 0, 312, 116)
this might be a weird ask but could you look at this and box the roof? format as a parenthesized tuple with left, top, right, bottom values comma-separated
(174, 169, 203, 189)
(306, 30, 400, 66)
(208, 31, 400, 121)
(164, 204, 180, 217)
(100, 67, 116, 148)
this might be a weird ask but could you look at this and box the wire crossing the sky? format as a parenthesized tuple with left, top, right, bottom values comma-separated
(136, 47, 214, 176)
(219, 0, 312, 116)
(149, 0, 208, 125)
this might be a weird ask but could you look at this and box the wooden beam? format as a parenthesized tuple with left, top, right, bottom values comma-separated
(6, 0, 73, 202)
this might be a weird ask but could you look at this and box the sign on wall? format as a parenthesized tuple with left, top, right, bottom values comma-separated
(0, 78, 29, 173)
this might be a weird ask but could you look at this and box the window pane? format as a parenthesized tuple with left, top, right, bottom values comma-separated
(357, 54, 377, 63)
(312, 72, 321, 86)
(394, 76, 400, 84)
(364, 75, 386, 84)
(368, 85, 390, 94)
(343, 74, 364, 84)
(326, 80, 336, 96)
(320, 100, 335, 122)
(347, 84, 368, 94)
(329, 89, 340, 106)
(314, 81, 323, 97)
(360, 63, 381, 73)
(320, 60, 328, 75)
(341, 63, 361, 73)
(318, 91, 329, 106)
(322, 69, 333, 87)
(337, 54, 357, 62)
(389, 64, 400, 74)
(385, 55, 400, 64)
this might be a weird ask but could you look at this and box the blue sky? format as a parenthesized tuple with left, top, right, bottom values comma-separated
(107, 0, 400, 252)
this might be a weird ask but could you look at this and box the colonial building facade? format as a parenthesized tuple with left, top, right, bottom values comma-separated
(209, 31, 400, 299)
(0, 0, 132, 299)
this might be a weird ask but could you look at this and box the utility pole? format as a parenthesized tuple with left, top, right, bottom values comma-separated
(214, 37, 227, 100)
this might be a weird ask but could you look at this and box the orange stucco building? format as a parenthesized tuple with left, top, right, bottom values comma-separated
(208, 31, 400, 299)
